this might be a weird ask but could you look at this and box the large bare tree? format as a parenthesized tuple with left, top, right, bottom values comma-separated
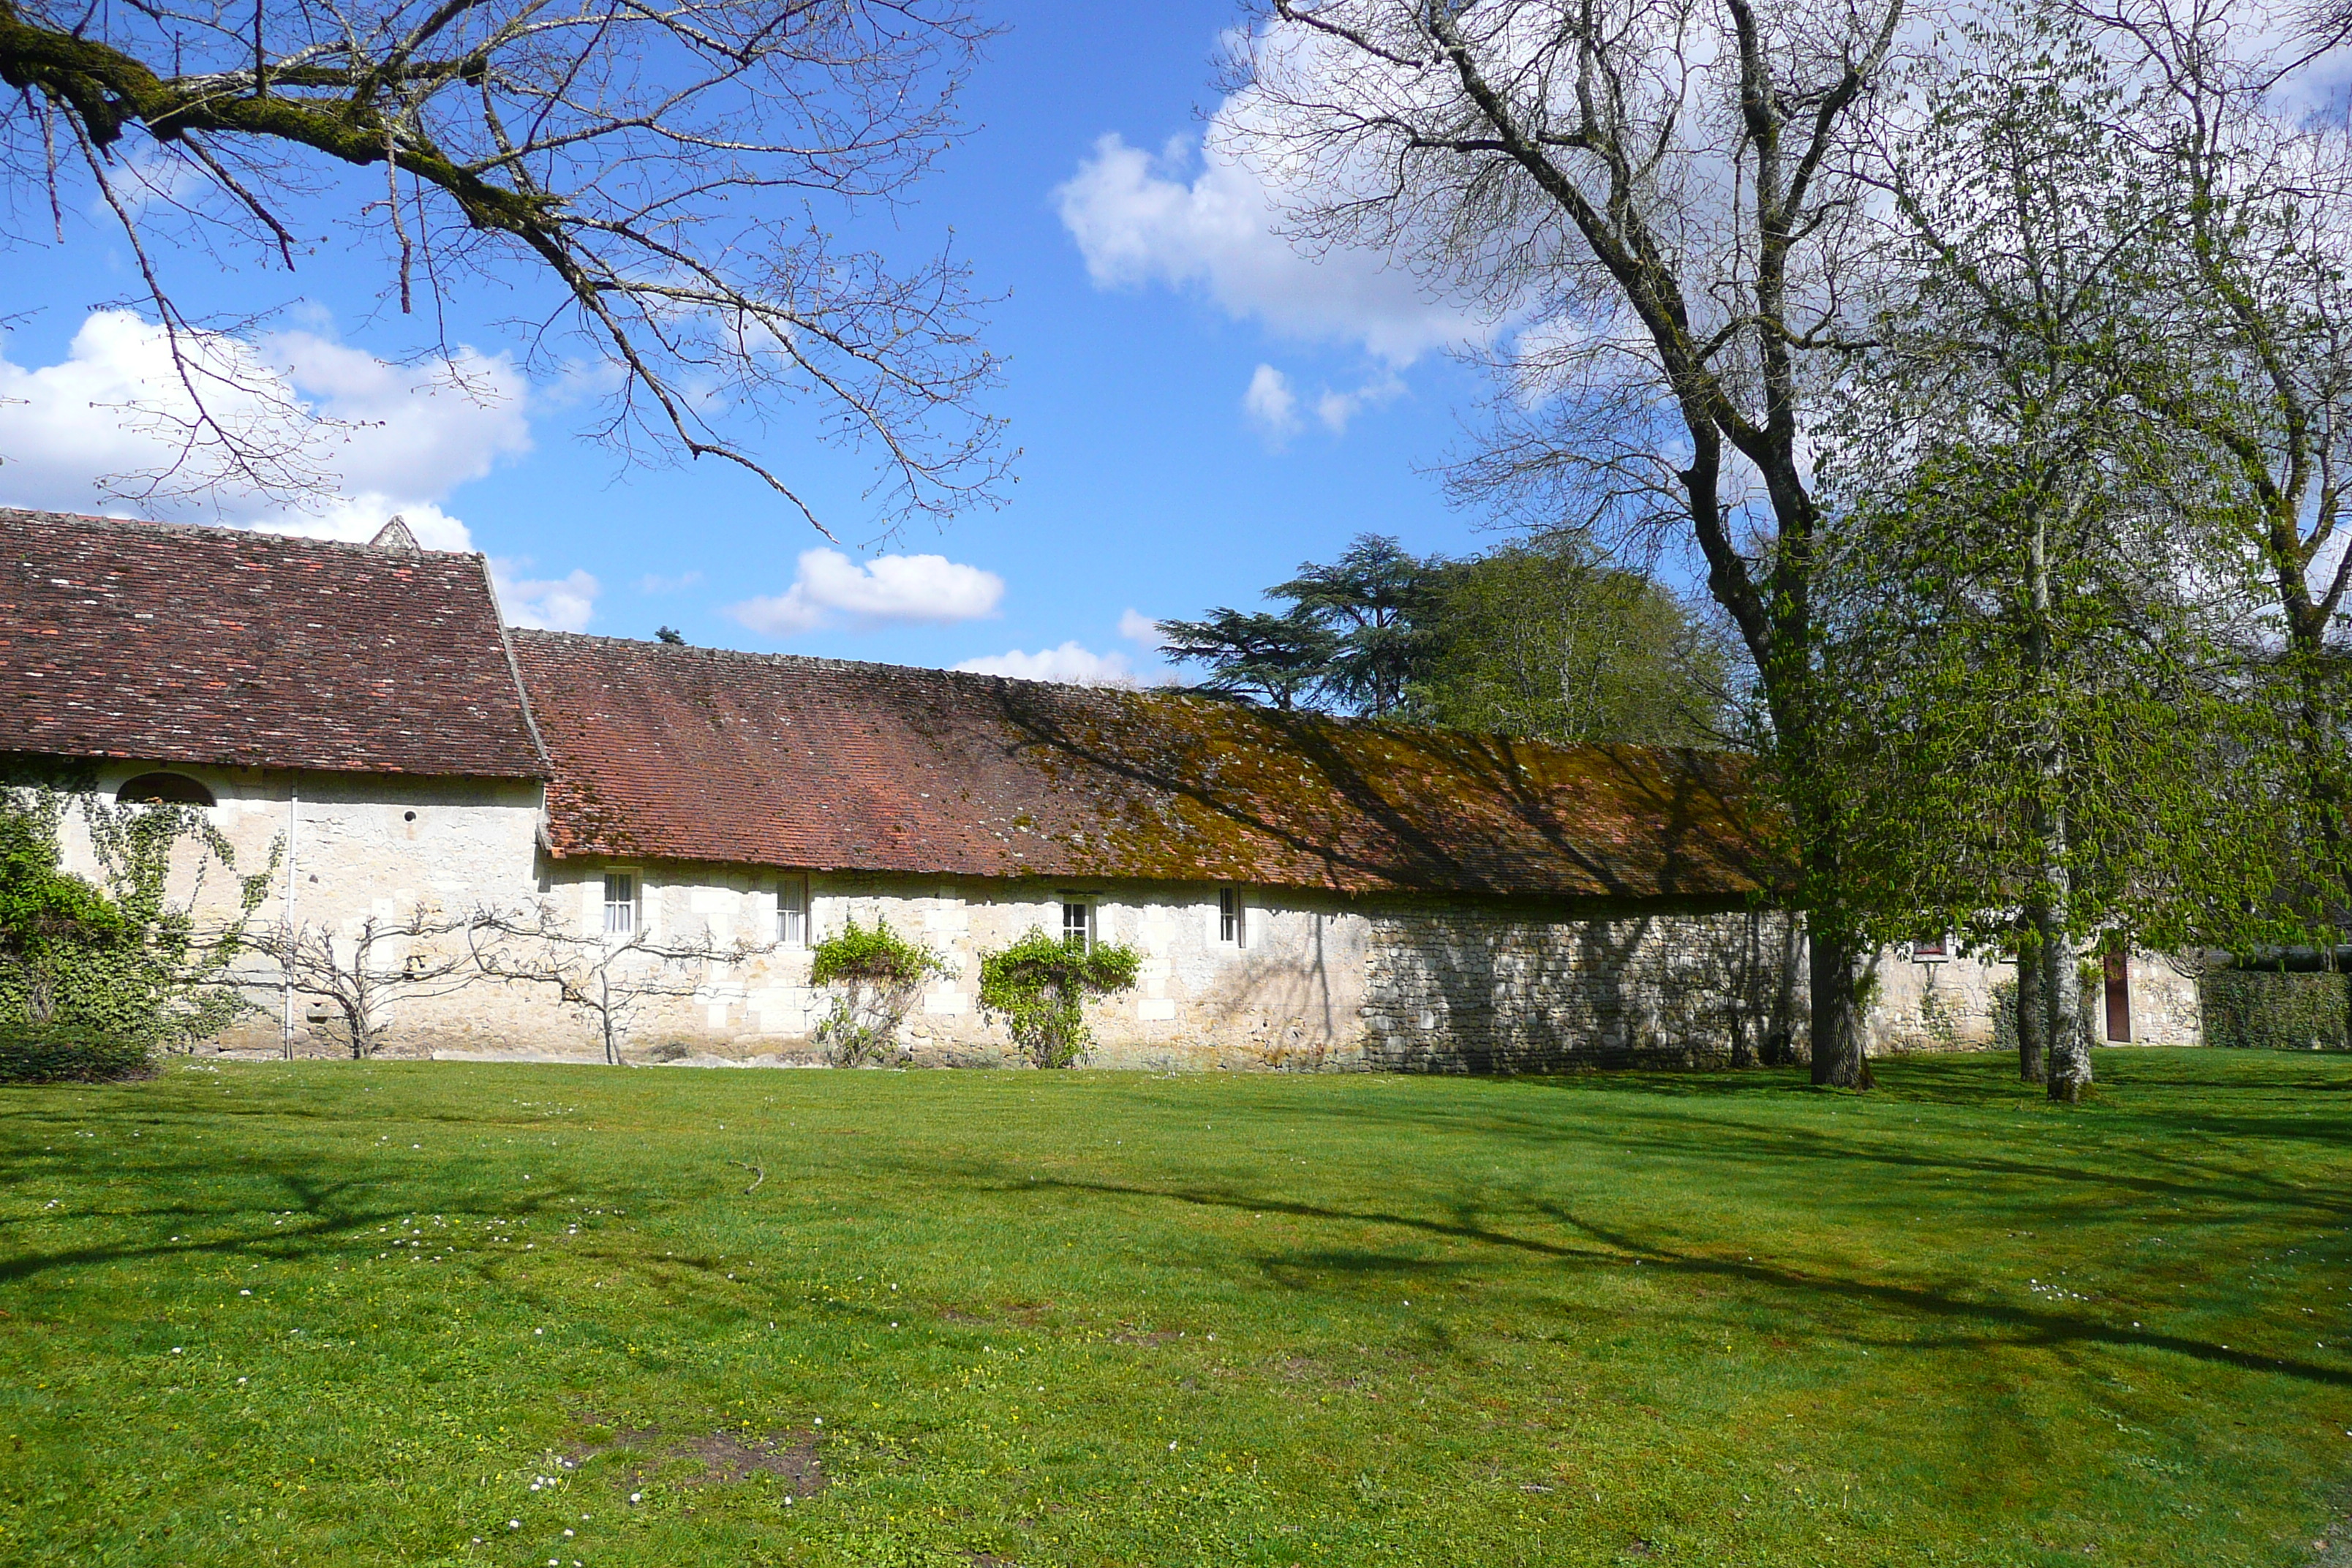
(0, 0, 1007, 530)
(1229, 0, 1901, 1084)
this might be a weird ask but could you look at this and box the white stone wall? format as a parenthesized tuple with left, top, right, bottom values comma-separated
(535, 866, 1372, 1070)
(30, 761, 2206, 1067)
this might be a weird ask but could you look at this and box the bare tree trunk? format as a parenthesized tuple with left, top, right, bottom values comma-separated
(2016, 916, 2048, 1085)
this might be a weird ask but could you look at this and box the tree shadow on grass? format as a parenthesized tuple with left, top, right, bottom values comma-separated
(0, 1164, 584, 1288)
(1005, 1172, 2352, 1390)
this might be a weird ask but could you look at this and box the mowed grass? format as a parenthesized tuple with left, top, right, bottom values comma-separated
(1, 1051, 2349, 1568)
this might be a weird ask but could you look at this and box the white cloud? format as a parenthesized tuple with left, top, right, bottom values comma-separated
(0, 310, 531, 530)
(954, 642, 1137, 687)
(0, 309, 607, 627)
(638, 570, 704, 594)
(728, 547, 1003, 637)
(1243, 363, 1300, 445)
(1314, 370, 1405, 435)
(1245, 361, 1406, 445)
(493, 562, 600, 633)
(1057, 132, 1486, 366)
(1117, 607, 1160, 646)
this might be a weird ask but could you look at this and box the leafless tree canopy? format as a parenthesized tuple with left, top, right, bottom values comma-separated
(1228, 0, 1903, 1085)
(0, 0, 1008, 530)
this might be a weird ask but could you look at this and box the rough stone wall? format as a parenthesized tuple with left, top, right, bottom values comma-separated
(1359, 905, 1808, 1072)
(1867, 946, 2204, 1055)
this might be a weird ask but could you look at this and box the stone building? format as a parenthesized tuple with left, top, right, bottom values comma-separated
(0, 508, 2199, 1066)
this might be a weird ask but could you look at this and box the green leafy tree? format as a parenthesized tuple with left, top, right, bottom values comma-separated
(976, 927, 1141, 1069)
(1406, 538, 1727, 745)
(1156, 606, 1336, 710)
(1818, 7, 2277, 1100)
(808, 916, 948, 1066)
(1270, 535, 1440, 717)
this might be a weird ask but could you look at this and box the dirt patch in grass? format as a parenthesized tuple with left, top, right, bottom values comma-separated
(567, 1425, 826, 1493)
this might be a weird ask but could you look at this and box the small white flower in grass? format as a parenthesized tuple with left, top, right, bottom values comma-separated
(535, 1328, 544, 1336)
(629, 1492, 641, 1504)
(563, 1529, 574, 1537)
(241, 1289, 252, 1297)
(171, 1347, 182, 1354)
(1169, 1441, 1177, 1452)
(508, 1520, 521, 1530)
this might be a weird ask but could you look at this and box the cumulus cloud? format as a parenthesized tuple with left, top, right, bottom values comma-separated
(1244, 361, 1403, 445)
(1058, 132, 1486, 366)
(492, 563, 600, 633)
(1243, 363, 1301, 445)
(0, 310, 532, 532)
(0, 309, 609, 627)
(729, 547, 1003, 637)
(1117, 607, 1161, 646)
(954, 642, 1137, 687)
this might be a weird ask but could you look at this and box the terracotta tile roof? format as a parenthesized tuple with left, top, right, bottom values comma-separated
(513, 630, 1779, 901)
(0, 508, 547, 778)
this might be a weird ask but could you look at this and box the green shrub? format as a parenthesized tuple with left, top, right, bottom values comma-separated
(2201, 968, 2349, 1052)
(809, 917, 948, 1066)
(976, 928, 1142, 1069)
(0, 1025, 154, 1083)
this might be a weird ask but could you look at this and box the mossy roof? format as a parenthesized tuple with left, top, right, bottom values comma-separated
(510, 630, 1780, 901)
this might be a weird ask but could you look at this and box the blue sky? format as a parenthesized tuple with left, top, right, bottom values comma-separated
(0, 2, 1514, 684)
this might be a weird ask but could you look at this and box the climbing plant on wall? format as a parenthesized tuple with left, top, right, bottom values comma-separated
(976, 928, 1141, 1069)
(809, 917, 948, 1067)
(0, 782, 278, 1050)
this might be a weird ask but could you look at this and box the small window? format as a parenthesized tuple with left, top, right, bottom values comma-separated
(1061, 900, 1093, 952)
(777, 876, 808, 946)
(1912, 932, 1948, 962)
(603, 872, 637, 936)
(116, 772, 214, 807)
(1219, 886, 1246, 946)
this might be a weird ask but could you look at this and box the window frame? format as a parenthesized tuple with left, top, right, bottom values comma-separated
(1218, 885, 1246, 948)
(1060, 898, 1095, 953)
(776, 874, 810, 947)
(602, 870, 640, 938)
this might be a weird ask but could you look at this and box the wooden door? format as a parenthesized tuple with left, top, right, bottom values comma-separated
(2103, 951, 2131, 1042)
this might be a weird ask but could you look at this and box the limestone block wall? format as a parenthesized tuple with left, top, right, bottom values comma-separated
(519, 864, 1373, 1071)
(25, 762, 2206, 1068)
(1359, 903, 1808, 1072)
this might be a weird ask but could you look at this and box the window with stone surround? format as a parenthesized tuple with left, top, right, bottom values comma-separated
(603, 872, 638, 936)
(1219, 886, 1246, 947)
(777, 875, 808, 946)
(1062, 899, 1094, 952)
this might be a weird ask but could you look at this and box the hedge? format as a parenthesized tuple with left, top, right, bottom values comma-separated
(2200, 970, 2350, 1052)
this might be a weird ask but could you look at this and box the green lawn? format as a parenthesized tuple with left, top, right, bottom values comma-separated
(1, 1050, 2348, 1567)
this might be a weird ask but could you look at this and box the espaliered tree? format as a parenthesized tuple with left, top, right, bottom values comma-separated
(1232, 0, 1903, 1083)
(976, 927, 1140, 1069)
(249, 905, 478, 1058)
(0, 0, 1006, 527)
(807, 916, 947, 1066)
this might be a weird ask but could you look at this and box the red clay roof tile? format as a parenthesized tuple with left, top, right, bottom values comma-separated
(511, 630, 1777, 900)
(0, 509, 546, 778)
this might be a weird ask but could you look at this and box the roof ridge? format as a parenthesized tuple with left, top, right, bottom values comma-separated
(503, 627, 1741, 764)
(0, 506, 483, 562)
